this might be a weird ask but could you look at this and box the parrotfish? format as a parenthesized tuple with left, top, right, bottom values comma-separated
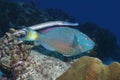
(18, 28, 95, 56)
(16, 21, 95, 56)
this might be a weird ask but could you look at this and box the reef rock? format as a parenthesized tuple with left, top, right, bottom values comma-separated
(57, 56, 120, 80)
(23, 50, 71, 80)
(11, 50, 71, 80)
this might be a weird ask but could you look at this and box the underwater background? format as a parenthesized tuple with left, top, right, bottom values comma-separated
(0, 0, 120, 79)
(6, 0, 120, 64)
(9, 0, 120, 45)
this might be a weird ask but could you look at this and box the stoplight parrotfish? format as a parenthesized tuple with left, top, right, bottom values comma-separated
(16, 21, 95, 57)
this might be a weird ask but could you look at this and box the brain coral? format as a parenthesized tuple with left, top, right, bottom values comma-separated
(57, 56, 120, 80)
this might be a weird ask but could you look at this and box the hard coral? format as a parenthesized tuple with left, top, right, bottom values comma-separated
(0, 28, 33, 79)
(57, 56, 120, 80)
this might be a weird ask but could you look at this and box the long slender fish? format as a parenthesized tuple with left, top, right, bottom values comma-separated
(29, 21, 79, 30)
(14, 21, 79, 35)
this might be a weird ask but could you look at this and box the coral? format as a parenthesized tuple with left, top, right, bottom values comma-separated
(23, 50, 71, 80)
(57, 56, 120, 80)
(0, 28, 33, 79)
(10, 50, 71, 80)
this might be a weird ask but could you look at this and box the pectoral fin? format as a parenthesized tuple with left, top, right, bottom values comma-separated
(72, 34, 79, 47)
(72, 34, 83, 52)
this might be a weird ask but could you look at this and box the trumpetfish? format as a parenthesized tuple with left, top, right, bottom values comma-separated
(16, 21, 95, 56)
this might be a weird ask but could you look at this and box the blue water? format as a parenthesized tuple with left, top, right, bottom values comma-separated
(9, 0, 120, 45)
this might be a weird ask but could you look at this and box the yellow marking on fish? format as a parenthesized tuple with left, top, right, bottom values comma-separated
(34, 33, 39, 39)
(27, 30, 39, 40)
(28, 31, 32, 39)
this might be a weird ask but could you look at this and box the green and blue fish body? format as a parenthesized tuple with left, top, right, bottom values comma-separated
(19, 27, 95, 57)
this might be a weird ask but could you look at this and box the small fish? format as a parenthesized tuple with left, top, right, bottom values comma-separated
(19, 27, 95, 56)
